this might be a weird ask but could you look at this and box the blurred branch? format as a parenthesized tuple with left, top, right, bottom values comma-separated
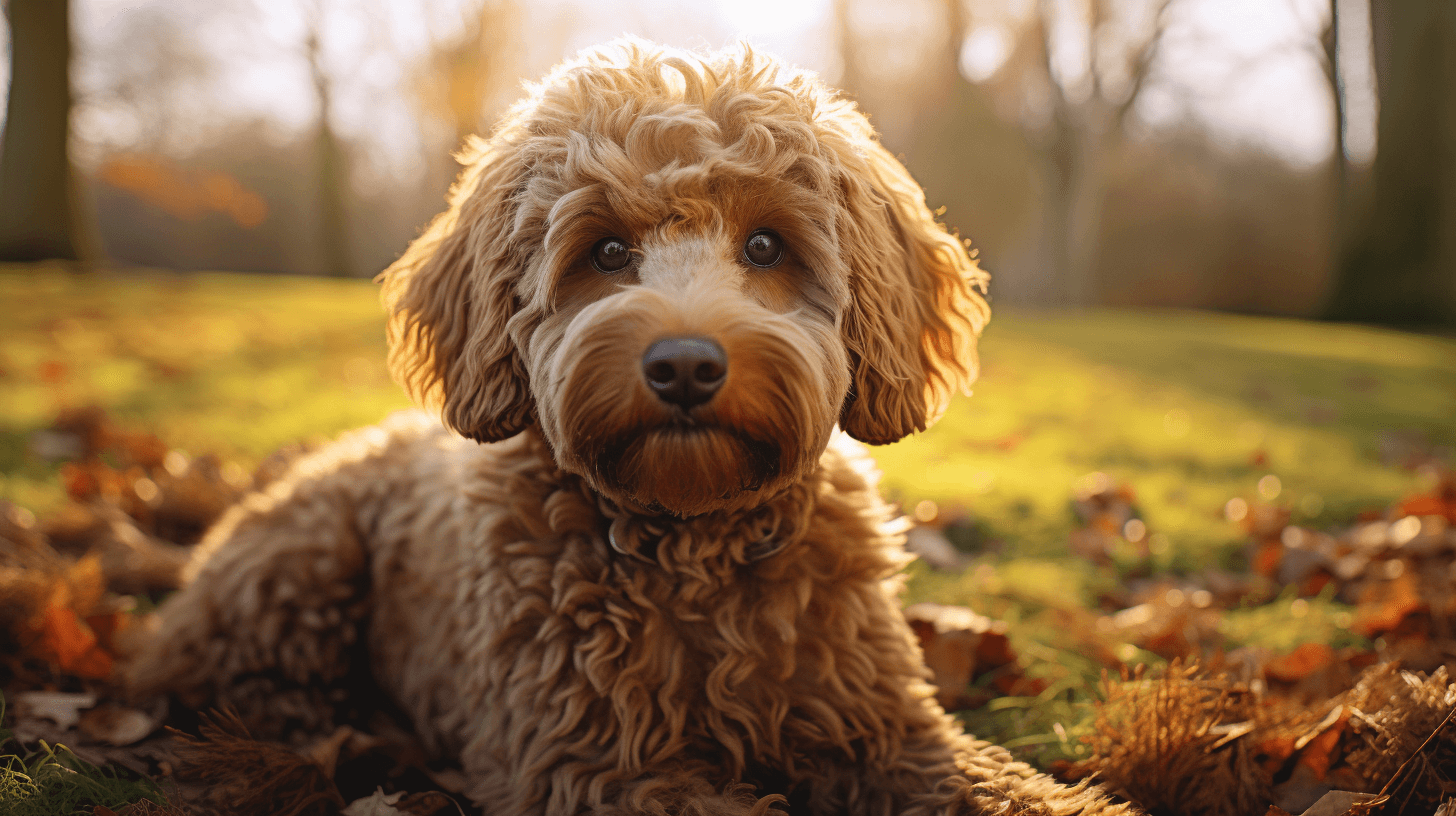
(1113, 0, 1175, 129)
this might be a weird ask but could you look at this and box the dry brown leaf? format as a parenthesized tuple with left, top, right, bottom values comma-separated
(13, 690, 97, 730)
(1293, 707, 1348, 781)
(341, 789, 460, 816)
(905, 602, 1019, 710)
(79, 702, 162, 746)
(1267, 644, 1339, 684)
(1299, 790, 1381, 816)
(1353, 571, 1425, 637)
(342, 789, 407, 816)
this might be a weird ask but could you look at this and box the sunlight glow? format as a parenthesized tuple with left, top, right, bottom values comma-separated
(43, 0, 1380, 179)
(960, 25, 1012, 83)
(712, 0, 830, 38)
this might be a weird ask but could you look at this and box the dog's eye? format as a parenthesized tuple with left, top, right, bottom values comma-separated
(742, 230, 784, 268)
(591, 237, 633, 274)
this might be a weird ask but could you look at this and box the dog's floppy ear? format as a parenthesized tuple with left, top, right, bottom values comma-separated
(379, 136, 534, 442)
(836, 142, 990, 445)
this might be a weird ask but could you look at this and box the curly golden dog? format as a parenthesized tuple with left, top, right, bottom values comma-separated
(129, 41, 1128, 816)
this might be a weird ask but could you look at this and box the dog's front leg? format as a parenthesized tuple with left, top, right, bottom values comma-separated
(597, 774, 787, 816)
(463, 759, 788, 816)
(835, 726, 1133, 816)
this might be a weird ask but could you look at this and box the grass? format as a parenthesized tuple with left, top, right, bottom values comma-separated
(0, 694, 167, 816)
(878, 308, 1456, 572)
(3, 264, 1453, 767)
(0, 265, 410, 514)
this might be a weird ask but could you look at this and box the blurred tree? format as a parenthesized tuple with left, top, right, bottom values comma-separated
(302, 0, 354, 278)
(1316, 0, 1347, 195)
(412, 0, 522, 148)
(0, 0, 83, 262)
(832, 0, 1037, 298)
(831, 0, 862, 102)
(1324, 0, 1456, 325)
(987, 0, 1174, 306)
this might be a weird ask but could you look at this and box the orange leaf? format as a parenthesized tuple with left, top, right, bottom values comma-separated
(1257, 734, 1299, 776)
(61, 463, 98, 501)
(1353, 570, 1425, 636)
(1253, 541, 1282, 578)
(39, 604, 114, 679)
(42, 605, 96, 664)
(1397, 494, 1445, 518)
(37, 359, 68, 383)
(85, 610, 130, 653)
(1265, 642, 1336, 683)
(1293, 707, 1348, 781)
(1299, 571, 1333, 597)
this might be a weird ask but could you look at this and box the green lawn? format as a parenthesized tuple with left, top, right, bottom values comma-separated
(882, 308, 1456, 580)
(0, 266, 411, 512)
(4, 265, 1453, 570)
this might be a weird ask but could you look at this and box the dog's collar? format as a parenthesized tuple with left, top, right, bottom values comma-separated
(596, 485, 812, 568)
(606, 512, 788, 564)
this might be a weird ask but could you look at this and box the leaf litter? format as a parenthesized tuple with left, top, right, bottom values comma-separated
(2, 407, 1455, 816)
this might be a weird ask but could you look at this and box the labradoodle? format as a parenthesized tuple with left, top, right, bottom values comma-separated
(129, 41, 1129, 816)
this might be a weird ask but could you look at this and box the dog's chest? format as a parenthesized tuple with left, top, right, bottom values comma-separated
(371, 432, 920, 784)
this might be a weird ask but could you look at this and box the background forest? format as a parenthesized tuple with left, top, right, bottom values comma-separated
(1, 0, 1452, 322)
(1, 1, 1455, 816)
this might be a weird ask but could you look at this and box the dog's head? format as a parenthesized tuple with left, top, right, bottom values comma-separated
(381, 40, 988, 517)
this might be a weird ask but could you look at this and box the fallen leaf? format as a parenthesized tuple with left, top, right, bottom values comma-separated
(305, 726, 356, 779)
(343, 789, 407, 816)
(39, 603, 113, 678)
(1253, 541, 1283, 578)
(14, 690, 97, 730)
(79, 703, 161, 746)
(1353, 570, 1425, 636)
(1293, 707, 1349, 781)
(1297, 791, 1381, 816)
(393, 791, 462, 815)
(905, 603, 1021, 710)
(1266, 643, 1337, 683)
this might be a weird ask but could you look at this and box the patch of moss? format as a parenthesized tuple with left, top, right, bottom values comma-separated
(0, 694, 169, 816)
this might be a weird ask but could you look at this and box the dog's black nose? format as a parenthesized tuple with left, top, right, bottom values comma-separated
(642, 337, 727, 409)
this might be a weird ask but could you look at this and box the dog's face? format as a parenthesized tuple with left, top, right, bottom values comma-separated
(381, 41, 988, 517)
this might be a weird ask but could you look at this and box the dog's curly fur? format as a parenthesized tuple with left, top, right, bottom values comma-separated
(128, 41, 1130, 816)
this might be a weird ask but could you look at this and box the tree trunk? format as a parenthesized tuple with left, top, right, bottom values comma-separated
(0, 0, 82, 262)
(306, 29, 353, 278)
(1036, 100, 1107, 307)
(1324, 0, 1456, 325)
(313, 117, 353, 278)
